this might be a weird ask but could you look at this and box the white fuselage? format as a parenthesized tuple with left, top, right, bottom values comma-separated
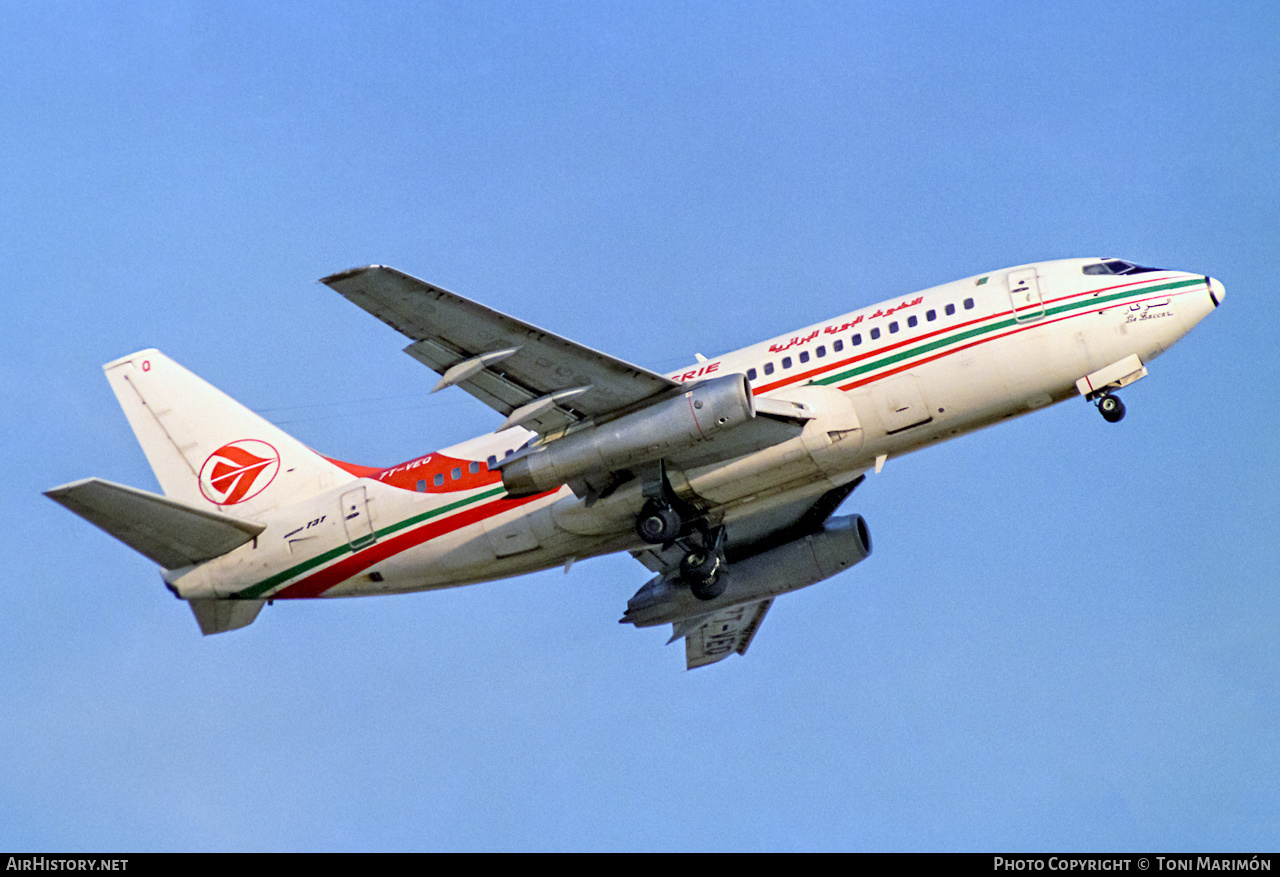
(166, 258, 1221, 603)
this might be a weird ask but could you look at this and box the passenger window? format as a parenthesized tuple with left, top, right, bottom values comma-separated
(416, 479, 427, 493)
(816, 345, 826, 358)
(870, 327, 881, 340)
(782, 356, 792, 369)
(469, 461, 480, 474)
(433, 473, 444, 487)
(889, 321, 899, 334)
(833, 339, 843, 352)
(963, 297, 974, 310)
(799, 351, 809, 364)
(926, 309, 936, 321)
(747, 367, 757, 381)
(764, 362, 775, 375)
(907, 315, 918, 328)
(852, 333, 862, 346)
(487, 455, 498, 468)
(945, 303, 956, 316)
(451, 467, 461, 480)
(504, 449, 514, 458)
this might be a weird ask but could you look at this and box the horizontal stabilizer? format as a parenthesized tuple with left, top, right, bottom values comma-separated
(44, 478, 265, 569)
(189, 598, 265, 635)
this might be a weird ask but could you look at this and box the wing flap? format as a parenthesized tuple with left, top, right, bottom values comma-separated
(683, 600, 774, 669)
(45, 478, 265, 569)
(323, 265, 680, 435)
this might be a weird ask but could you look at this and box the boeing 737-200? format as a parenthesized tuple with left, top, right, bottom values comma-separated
(46, 258, 1224, 668)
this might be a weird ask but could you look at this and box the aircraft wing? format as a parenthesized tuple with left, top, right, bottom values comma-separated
(678, 600, 774, 669)
(321, 265, 682, 435)
(631, 477, 865, 668)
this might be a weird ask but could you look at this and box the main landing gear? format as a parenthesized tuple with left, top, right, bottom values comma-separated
(633, 462, 728, 601)
(635, 498, 682, 543)
(680, 527, 727, 601)
(635, 460, 684, 546)
(635, 498, 729, 601)
(1095, 392, 1126, 423)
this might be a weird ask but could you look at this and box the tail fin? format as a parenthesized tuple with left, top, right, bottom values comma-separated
(104, 350, 356, 517)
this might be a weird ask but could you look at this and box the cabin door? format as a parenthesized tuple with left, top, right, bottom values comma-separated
(1007, 268, 1045, 322)
(340, 486, 377, 550)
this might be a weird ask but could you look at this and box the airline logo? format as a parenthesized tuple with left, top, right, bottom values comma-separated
(199, 440, 280, 505)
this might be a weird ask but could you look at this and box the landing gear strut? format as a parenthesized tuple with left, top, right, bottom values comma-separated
(634, 459, 688, 544)
(632, 459, 728, 600)
(681, 526, 727, 601)
(1096, 392, 1126, 423)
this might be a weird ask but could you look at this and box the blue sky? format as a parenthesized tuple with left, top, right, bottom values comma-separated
(3, 0, 1277, 851)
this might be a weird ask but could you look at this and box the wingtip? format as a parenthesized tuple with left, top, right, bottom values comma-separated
(318, 264, 391, 286)
(43, 477, 95, 500)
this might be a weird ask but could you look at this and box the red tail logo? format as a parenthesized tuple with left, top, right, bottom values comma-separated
(199, 440, 281, 505)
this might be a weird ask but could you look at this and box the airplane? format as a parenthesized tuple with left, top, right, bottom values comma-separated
(45, 257, 1224, 668)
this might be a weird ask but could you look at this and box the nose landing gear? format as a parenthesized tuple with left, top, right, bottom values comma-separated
(1096, 392, 1126, 423)
(1077, 356, 1144, 424)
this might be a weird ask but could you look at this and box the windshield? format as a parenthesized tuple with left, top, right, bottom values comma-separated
(1082, 259, 1161, 276)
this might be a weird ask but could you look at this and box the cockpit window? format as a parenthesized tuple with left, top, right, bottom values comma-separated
(1083, 259, 1160, 276)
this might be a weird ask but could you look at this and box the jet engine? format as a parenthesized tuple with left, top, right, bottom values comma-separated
(499, 374, 755, 498)
(621, 514, 872, 628)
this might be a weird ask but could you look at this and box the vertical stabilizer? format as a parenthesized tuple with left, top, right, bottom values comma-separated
(104, 350, 356, 517)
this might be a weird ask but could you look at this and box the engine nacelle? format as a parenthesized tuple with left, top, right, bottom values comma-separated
(499, 374, 755, 498)
(621, 514, 872, 628)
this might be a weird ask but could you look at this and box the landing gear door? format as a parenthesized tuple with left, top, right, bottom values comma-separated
(341, 486, 376, 551)
(1007, 267, 1045, 322)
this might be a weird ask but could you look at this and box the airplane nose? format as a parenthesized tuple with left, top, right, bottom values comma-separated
(1207, 276, 1226, 307)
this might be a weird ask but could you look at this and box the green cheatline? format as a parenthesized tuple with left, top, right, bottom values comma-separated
(232, 484, 508, 599)
(814, 278, 1201, 388)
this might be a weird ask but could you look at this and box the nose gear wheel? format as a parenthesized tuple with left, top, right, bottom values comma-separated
(1097, 393, 1126, 423)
